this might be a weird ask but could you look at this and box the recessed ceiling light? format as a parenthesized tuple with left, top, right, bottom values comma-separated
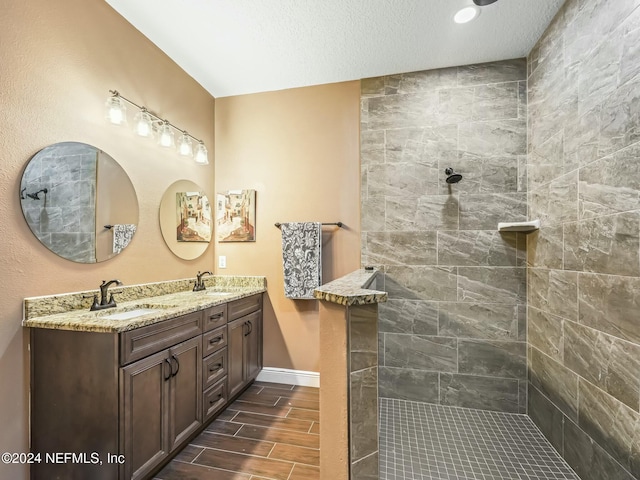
(454, 6, 480, 24)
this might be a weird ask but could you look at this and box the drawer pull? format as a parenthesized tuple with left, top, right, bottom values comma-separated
(209, 313, 224, 320)
(163, 358, 172, 381)
(209, 393, 223, 404)
(209, 336, 223, 344)
(209, 363, 223, 373)
(170, 355, 180, 377)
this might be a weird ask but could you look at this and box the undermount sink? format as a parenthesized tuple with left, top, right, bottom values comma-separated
(98, 304, 177, 320)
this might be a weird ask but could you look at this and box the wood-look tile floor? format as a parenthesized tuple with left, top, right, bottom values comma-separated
(154, 382, 320, 480)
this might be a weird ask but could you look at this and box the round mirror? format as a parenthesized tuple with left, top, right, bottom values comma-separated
(20, 142, 139, 263)
(159, 180, 212, 260)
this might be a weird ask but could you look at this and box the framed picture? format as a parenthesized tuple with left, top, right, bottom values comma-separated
(176, 191, 212, 242)
(216, 189, 256, 242)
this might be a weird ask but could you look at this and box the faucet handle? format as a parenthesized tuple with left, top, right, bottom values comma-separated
(107, 293, 118, 307)
(83, 294, 100, 311)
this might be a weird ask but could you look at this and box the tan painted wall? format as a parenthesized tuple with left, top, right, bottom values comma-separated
(215, 82, 361, 372)
(0, 0, 215, 477)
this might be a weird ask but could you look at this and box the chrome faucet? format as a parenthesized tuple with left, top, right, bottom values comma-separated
(193, 271, 212, 291)
(88, 279, 123, 311)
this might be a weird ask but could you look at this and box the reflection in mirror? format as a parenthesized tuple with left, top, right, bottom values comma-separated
(20, 142, 139, 263)
(160, 180, 212, 260)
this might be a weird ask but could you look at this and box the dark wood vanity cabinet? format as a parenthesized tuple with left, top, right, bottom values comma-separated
(201, 303, 229, 421)
(121, 335, 202, 480)
(30, 293, 262, 480)
(227, 295, 263, 398)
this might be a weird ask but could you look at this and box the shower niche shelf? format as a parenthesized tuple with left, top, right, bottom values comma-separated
(498, 219, 540, 233)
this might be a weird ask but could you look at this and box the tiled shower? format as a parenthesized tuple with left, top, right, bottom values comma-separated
(361, 0, 640, 478)
(20, 142, 97, 263)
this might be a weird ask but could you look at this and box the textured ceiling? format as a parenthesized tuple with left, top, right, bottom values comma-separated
(105, 0, 565, 98)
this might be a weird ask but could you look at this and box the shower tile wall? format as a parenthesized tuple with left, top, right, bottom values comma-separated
(527, 1, 640, 479)
(361, 59, 528, 413)
(21, 143, 97, 262)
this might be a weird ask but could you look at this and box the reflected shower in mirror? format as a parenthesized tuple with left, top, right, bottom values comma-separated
(19, 142, 139, 263)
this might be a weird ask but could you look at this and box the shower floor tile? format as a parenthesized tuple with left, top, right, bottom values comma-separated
(380, 398, 580, 480)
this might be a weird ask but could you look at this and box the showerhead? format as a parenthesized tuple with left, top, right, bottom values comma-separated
(473, 0, 499, 5)
(445, 168, 463, 184)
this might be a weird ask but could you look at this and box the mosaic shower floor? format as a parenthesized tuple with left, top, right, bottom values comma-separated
(379, 398, 580, 480)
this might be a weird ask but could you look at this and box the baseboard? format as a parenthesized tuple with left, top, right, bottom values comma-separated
(256, 367, 320, 388)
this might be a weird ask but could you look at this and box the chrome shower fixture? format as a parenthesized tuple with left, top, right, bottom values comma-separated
(473, 0, 499, 5)
(445, 168, 463, 184)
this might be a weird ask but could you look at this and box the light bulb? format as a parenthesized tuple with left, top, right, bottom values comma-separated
(454, 6, 480, 23)
(195, 142, 209, 165)
(158, 121, 175, 148)
(105, 94, 127, 125)
(177, 132, 193, 156)
(134, 108, 154, 137)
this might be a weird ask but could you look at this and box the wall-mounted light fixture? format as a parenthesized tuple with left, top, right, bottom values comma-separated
(453, 0, 499, 24)
(105, 90, 209, 165)
(454, 5, 480, 23)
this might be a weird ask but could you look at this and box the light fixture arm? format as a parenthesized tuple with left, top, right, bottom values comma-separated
(108, 90, 204, 145)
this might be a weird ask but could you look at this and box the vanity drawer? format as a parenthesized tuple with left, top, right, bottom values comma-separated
(228, 294, 262, 321)
(119, 311, 203, 365)
(203, 304, 227, 332)
(203, 377, 227, 420)
(203, 325, 227, 357)
(203, 347, 227, 389)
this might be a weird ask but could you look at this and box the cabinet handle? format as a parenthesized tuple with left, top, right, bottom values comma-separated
(209, 312, 224, 321)
(209, 336, 223, 344)
(210, 393, 223, 404)
(170, 355, 180, 377)
(247, 320, 253, 335)
(163, 358, 172, 381)
(243, 321, 250, 337)
(209, 363, 223, 373)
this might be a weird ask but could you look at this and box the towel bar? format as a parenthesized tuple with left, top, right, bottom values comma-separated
(275, 222, 343, 228)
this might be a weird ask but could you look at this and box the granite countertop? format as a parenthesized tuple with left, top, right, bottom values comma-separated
(313, 269, 387, 306)
(23, 276, 266, 333)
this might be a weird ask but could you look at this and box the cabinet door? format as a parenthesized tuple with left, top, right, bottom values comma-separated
(121, 349, 171, 480)
(169, 335, 203, 451)
(244, 310, 262, 382)
(227, 317, 247, 398)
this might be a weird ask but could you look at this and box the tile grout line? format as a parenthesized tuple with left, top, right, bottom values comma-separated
(266, 442, 278, 459)
(232, 421, 245, 437)
(285, 461, 296, 480)
(193, 446, 301, 464)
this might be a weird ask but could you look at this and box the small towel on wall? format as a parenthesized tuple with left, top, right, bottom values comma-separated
(112, 224, 137, 253)
(280, 222, 322, 299)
